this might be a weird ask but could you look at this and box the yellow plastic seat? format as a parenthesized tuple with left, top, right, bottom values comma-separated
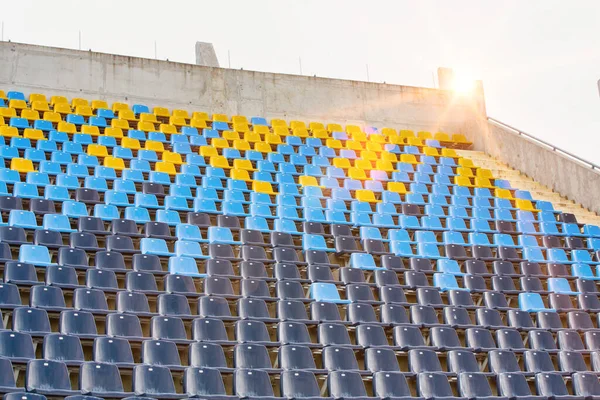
(121, 137, 141, 150)
(355, 159, 373, 170)
(20, 109, 40, 121)
(87, 144, 109, 157)
(162, 151, 183, 165)
(345, 141, 363, 151)
(111, 119, 130, 130)
(376, 160, 395, 172)
(474, 177, 494, 188)
(516, 199, 537, 212)
(423, 147, 440, 157)
(50, 96, 68, 106)
(43, 112, 61, 124)
(253, 125, 270, 135)
(351, 132, 367, 143)
(0, 90, 5, 100)
(495, 188, 513, 199)
(452, 134, 469, 143)
(91, 100, 109, 110)
(292, 128, 309, 138)
(223, 131, 241, 141)
(139, 113, 159, 124)
(137, 121, 156, 132)
(211, 138, 230, 149)
(119, 110, 137, 121)
(457, 167, 474, 177)
(29, 93, 47, 103)
(23, 129, 45, 140)
(326, 139, 342, 149)
(169, 116, 187, 127)
(233, 159, 255, 171)
(365, 142, 382, 152)
(290, 121, 307, 130)
(232, 115, 249, 125)
(57, 122, 77, 134)
(244, 132, 262, 143)
(71, 98, 89, 108)
(369, 134, 386, 144)
(387, 135, 404, 145)
(212, 113, 229, 122)
(333, 158, 351, 169)
(230, 168, 251, 181)
(381, 127, 397, 136)
(355, 189, 380, 203)
(11, 158, 35, 173)
(31, 101, 50, 113)
(348, 167, 368, 180)
(53, 103, 71, 116)
(273, 126, 290, 136)
(104, 156, 125, 170)
(172, 109, 190, 119)
(387, 182, 407, 194)
(0, 126, 20, 138)
(190, 119, 208, 129)
(454, 176, 473, 187)
(346, 125, 362, 135)
(271, 119, 288, 129)
(417, 131, 432, 140)
(380, 152, 398, 162)
(434, 132, 451, 142)
(458, 158, 475, 168)
(75, 106, 94, 117)
(441, 148, 458, 158)
(81, 125, 100, 136)
(254, 142, 272, 153)
(153, 107, 170, 119)
(145, 140, 165, 153)
(0, 117, 4, 126)
(327, 123, 343, 132)
(155, 161, 177, 175)
(112, 102, 129, 113)
(192, 112, 209, 121)
(309, 122, 325, 131)
(312, 129, 329, 139)
(476, 168, 493, 179)
(299, 176, 320, 187)
(160, 124, 178, 135)
(233, 122, 249, 133)
(233, 139, 251, 151)
(9, 99, 27, 110)
(265, 134, 282, 145)
(105, 127, 124, 138)
(399, 129, 415, 139)
(210, 155, 231, 169)
(406, 137, 423, 146)
(253, 181, 277, 194)
(0, 108, 16, 119)
(199, 146, 219, 158)
(400, 154, 419, 164)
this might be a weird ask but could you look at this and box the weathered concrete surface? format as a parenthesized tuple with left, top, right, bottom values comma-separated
(0, 42, 486, 140)
(195, 42, 219, 67)
(479, 120, 600, 215)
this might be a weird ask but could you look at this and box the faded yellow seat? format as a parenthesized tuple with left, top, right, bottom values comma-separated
(81, 125, 100, 136)
(144, 140, 165, 153)
(299, 176, 320, 187)
(11, 158, 35, 173)
(43, 112, 61, 124)
(137, 121, 156, 132)
(112, 102, 129, 113)
(23, 129, 45, 140)
(87, 144, 109, 157)
(454, 176, 473, 187)
(210, 155, 231, 169)
(20, 109, 40, 121)
(233, 159, 255, 171)
(121, 137, 141, 150)
(212, 113, 229, 122)
(160, 124, 178, 135)
(387, 182, 407, 194)
(253, 181, 277, 194)
(57, 122, 77, 134)
(111, 119, 130, 130)
(155, 161, 177, 175)
(0, 126, 20, 138)
(355, 189, 380, 203)
(104, 156, 125, 170)
(153, 107, 170, 118)
(105, 127, 124, 138)
(230, 168, 251, 181)
(162, 151, 184, 165)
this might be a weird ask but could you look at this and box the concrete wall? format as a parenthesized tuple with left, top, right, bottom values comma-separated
(0, 42, 486, 140)
(479, 120, 600, 215)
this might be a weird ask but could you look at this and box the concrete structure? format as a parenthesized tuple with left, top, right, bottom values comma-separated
(195, 42, 219, 67)
(0, 41, 597, 215)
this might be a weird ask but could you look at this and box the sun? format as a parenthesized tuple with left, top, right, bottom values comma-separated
(452, 72, 477, 94)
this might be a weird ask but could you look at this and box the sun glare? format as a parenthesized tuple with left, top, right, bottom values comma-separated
(452, 72, 477, 94)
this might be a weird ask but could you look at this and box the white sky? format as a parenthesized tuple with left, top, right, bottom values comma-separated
(4, 0, 600, 163)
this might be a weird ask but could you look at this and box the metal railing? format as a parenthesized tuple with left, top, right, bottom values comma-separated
(488, 117, 600, 171)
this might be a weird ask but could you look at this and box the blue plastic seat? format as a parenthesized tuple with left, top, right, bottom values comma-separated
(9, 117, 29, 129)
(13, 183, 41, 199)
(124, 207, 151, 224)
(134, 193, 160, 209)
(437, 259, 464, 276)
(572, 263, 600, 280)
(583, 224, 600, 237)
(156, 210, 181, 226)
(165, 196, 192, 212)
(540, 222, 564, 236)
(0, 169, 21, 184)
(168, 256, 207, 277)
(222, 201, 249, 217)
(572, 249, 600, 265)
(390, 241, 414, 257)
(309, 283, 350, 304)
(174, 241, 209, 259)
(208, 227, 241, 245)
(175, 224, 206, 242)
(447, 217, 471, 232)
(303, 234, 334, 252)
(434, 273, 468, 292)
(349, 253, 381, 270)
(519, 292, 554, 312)
(373, 213, 396, 228)
(518, 234, 540, 247)
(113, 179, 137, 194)
(104, 191, 131, 207)
(274, 218, 300, 234)
(0, 146, 19, 160)
(94, 166, 117, 180)
(399, 215, 421, 230)
(443, 231, 467, 245)
(470, 219, 494, 233)
(547, 277, 579, 295)
(19, 245, 56, 267)
(547, 248, 573, 264)
(94, 204, 120, 221)
(122, 170, 145, 183)
(24, 149, 46, 163)
(84, 177, 108, 192)
(523, 247, 546, 263)
(194, 199, 219, 214)
(42, 214, 75, 232)
(44, 185, 70, 202)
(9, 210, 40, 229)
(66, 164, 89, 178)
(62, 201, 88, 218)
(140, 238, 174, 257)
(421, 216, 446, 231)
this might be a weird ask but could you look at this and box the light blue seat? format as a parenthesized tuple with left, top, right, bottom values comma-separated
(9, 210, 40, 229)
(563, 223, 583, 237)
(138, 150, 158, 162)
(308, 282, 350, 304)
(518, 292, 554, 312)
(468, 232, 495, 247)
(23, 149, 46, 163)
(416, 231, 442, 244)
(331, 188, 352, 201)
(495, 209, 516, 222)
(326, 210, 350, 225)
(9, 117, 30, 129)
(303, 234, 334, 252)
(124, 207, 151, 224)
(547, 248, 573, 264)
(0, 169, 21, 184)
(572, 263, 600, 280)
(444, 231, 469, 246)
(494, 233, 521, 248)
(134, 193, 161, 209)
(381, 191, 402, 204)
(198, 187, 221, 202)
(390, 241, 414, 257)
(583, 224, 600, 237)
(19, 244, 57, 267)
(84, 177, 108, 192)
(194, 199, 219, 214)
(537, 211, 556, 222)
(399, 215, 420, 230)
(176, 224, 207, 242)
(278, 206, 304, 222)
(572, 249, 600, 265)
(548, 278, 579, 295)
(149, 172, 171, 185)
(540, 222, 564, 236)
(349, 253, 381, 270)
(0, 181, 8, 196)
(113, 179, 137, 194)
(473, 197, 491, 209)
(421, 216, 446, 231)
(523, 247, 546, 263)
(174, 241, 210, 260)
(360, 227, 387, 242)
(93, 204, 120, 221)
(133, 104, 150, 115)
(122, 169, 145, 183)
(208, 227, 241, 245)
(98, 136, 117, 148)
(222, 201, 249, 217)
(62, 201, 89, 218)
(372, 213, 396, 228)
(78, 154, 99, 167)
(451, 196, 472, 209)
(140, 238, 174, 257)
(90, 115, 109, 126)
(251, 204, 275, 219)
(304, 208, 327, 224)
(202, 176, 224, 190)
(33, 120, 53, 132)
(517, 221, 538, 235)
(38, 161, 62, 176)
(49, 131, 69, 143)
(13, 183, 41, 199)
(437, 259, 464, 276)
(37, 140, 58, 152)
(0, 146, 19, 159)
(274, 218, 300, 235)
(376, 203, 398, 216)
(518, 235, 539, 248)
(94, 166, 117, 180)
(447, 217, 472, 232)
(388, 229, 414, 243)
(434, 273, 468, 292)
(42, 214, 76, 232)
(130, 160, 151, 172)
(417, 243, 442, 259)
(168, 256, 207, 277)
(66, 115, 85, 126)
(251, 192, 276, 206)
(66, 164, 89, 178)
(44, 185, 70, 202)
(471, 219, 494, 233)
(588, 238, 600, 251)
(165, 196, 192, 212)
(105, 190, 131, 207)
(156, 210, 181, 226)
(174, 175, 197, 188)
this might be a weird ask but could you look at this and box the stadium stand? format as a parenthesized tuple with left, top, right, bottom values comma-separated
(0, 88, 598, 399)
